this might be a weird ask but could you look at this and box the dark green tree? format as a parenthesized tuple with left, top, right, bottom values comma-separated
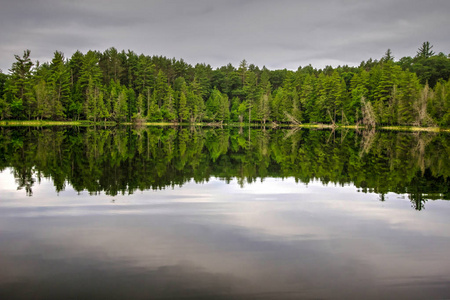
(416, 41, 435, 59)
(7, 50, 35, 119)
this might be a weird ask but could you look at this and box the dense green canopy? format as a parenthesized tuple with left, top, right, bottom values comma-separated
(1, 42, 449, 126)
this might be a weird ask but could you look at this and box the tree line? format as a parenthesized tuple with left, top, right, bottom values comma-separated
(0, 42, 449, 126)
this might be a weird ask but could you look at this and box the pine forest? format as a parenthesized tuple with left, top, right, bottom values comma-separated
(0, 42, 449, 127)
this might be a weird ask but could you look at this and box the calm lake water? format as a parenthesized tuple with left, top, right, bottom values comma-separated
(0, 127, 449, 299)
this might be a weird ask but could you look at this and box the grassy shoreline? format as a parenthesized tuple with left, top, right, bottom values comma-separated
(0, 120, 449, 132)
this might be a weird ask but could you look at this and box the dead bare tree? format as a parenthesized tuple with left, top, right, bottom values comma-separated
(414, 84, 436, 127)
(412, 132, 436, 174)
(283, 127, 301, 140)
(327, 109, 337, 128)
(361, 97, 376, 128)
(359, 127, 377, 157)
(284, 111, 301, 125)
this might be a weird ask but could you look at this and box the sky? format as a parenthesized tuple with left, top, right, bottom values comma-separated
(1, 0, 450, 72)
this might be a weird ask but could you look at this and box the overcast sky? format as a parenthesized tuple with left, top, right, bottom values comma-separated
(1, 0, 449, 72)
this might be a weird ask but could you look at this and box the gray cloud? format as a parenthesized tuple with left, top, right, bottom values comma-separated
(1, 0, 449, 72)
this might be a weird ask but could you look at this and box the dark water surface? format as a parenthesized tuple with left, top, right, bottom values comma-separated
(0, 127, 449, 299)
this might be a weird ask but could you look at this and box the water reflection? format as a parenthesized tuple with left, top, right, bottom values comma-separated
(0, 127, 448, 209)
(0, 127, 450, 299)
(1, 176, 450, 299)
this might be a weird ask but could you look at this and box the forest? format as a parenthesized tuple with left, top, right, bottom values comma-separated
(0, 42, 449, 126)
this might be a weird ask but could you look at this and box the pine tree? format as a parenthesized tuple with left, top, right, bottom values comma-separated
(135, 54, 154, 95)
(84, 76, 100, 122)
(34, 79, 51, 120)
(300, 74, 316, 123)
(428, 81, 446, 123)
(8, 50, 35, 119)
(97, 91, 109, 122)
(147, 92, 162, 121)
(154, 70, 169, 108)
(217, 94, 230, 123)
(258, 93, 271, 125)
(382, 49, 394, 63)
(132, 93, 145, 122)
(79, 51, 102, 90)
(68, 50, 84, 120)
(416, 42, 435, 59)
(178, 89, 189, 123)
(48, 51, 70, 119)
(374, 61, 399, 124)
(442, 80, 450, 126)
(114, 88, 128, 123)
(206, 88, 222, 121)
(397, 71, 420, 125)
(230, 97, 241, 122)
(243, 71, 258, 123)
(162, 86, 177, 122)
(258, 79, 271, 125)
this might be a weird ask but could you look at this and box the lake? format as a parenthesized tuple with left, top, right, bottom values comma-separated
(0, 126, 449, 299)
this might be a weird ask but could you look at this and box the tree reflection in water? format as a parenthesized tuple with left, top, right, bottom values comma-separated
(0, 126, 448, 209)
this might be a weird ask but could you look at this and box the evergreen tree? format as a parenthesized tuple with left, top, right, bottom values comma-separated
(442, 80, 450, 126)
(114, 88, 128, 123)
(79, 51, 102, 90)
(97, 91, 109, 122)
(230, 97, 241, 122)
(373, 61, 400, 124)
(162, 86, 177, 121)
(178, 88, 189, 123)
(68, 50, 84, 120)
(217, 93, 230, 123)
(243, 71, 258, 123)
(206, 88, 222, 121)
(154, 70, 169, 108)
(34, 79, 51, 120)
(382, 49, 394, 63)
(147, 92, 162, 122)
(48, 51, 70, 118)
(84, 76, 101, 122)
(397, 71, 420, 124)
(135, 54, 154, 95)
(300, 74, 317, 123)
(7, 50, 35, 119)
(416, 41, 435, 59)
(258, 74, 272, 125)
(428, 81, 446, 123)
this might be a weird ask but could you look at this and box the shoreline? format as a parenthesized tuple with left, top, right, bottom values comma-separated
(0, 120, 449, 132)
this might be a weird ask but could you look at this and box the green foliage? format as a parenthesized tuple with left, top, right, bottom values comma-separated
(114, 88, 128, 123)
(2, 43, 450, 127)
(7, 50, 35, 119)
(178, 89, 189, 123)
(0, 71, 7, 100)
(416, 41, 435, 59)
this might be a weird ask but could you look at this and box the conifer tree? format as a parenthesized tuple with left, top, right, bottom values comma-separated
(162, 86, 177, 121)
(48, 51, 70, 118)
(114, 88, 128, 123)
(416, 42, 435, 59)
(178, 89, 189, 123)
(217, 94, 230, 123)
(34, 79, 51, 120)
(8, 50, 34, 119)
